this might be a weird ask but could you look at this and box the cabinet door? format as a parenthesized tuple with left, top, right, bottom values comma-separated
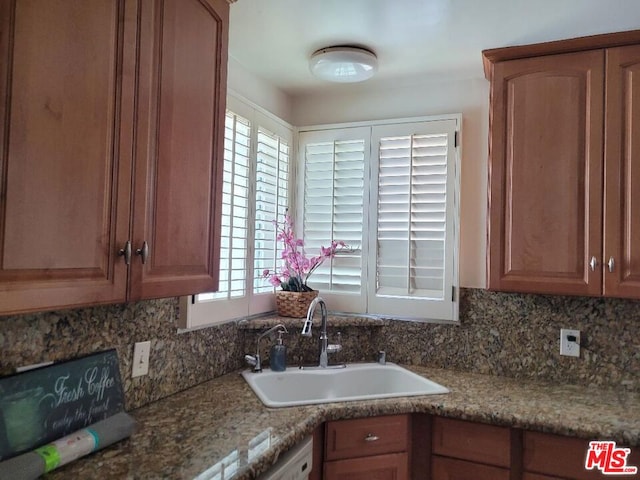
(432, 417, 510, 467)
(432, 456, 510, 480)
(325, 452, 409, 480)
(604, 45, 640, 299)
(524, 431, 640, 480)
(131, 0, 228, 300)
(487, 50, 605, 296)
(0, 0, 136, 314)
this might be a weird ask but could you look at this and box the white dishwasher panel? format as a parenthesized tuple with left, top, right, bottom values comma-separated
(258, 436, 313, 480)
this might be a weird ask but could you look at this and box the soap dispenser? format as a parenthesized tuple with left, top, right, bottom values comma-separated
(269, 331, 287, 372)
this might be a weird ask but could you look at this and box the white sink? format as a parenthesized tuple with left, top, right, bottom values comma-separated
(241, 362, 449, 408)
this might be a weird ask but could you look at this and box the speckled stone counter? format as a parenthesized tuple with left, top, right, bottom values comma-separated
(47, 366, 640, 480)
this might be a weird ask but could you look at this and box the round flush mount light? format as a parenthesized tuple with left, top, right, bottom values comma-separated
(309, 46, 378, 83)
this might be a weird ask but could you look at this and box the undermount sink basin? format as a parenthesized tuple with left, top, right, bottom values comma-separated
(241, 362, 449, 408)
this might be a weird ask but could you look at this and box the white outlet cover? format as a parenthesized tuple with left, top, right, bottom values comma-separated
(132, 341, 151, 378)
(560, 329, 580, 358)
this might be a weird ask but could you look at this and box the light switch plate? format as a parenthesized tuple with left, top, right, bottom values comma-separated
(132, 341, 151, 378)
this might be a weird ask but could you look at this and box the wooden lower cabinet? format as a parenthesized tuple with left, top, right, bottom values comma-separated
(325, 453, 409, 480)
(432, 456, 510, 480)
(317, 414, 638, 480)
(324, 415, 410, 480)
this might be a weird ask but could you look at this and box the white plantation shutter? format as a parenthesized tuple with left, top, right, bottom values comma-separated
(299, 117, 459, 321)
(253, 127, 290, 295)
(369, 120, 458, 320)
(180, 95, 292, 328)
(199, 111, 250, 302)
(298, 127, 370, 313)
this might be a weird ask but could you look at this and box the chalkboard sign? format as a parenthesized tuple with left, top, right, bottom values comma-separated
(0, 349, 125, 460)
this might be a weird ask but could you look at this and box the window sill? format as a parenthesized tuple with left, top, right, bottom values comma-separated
(237, 312, 390, 331)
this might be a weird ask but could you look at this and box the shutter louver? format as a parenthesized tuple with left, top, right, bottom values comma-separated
(376, 133, 448, 299)
(253, 127, 290, 294)
(199, 111, 250, 301)
(303, 139, 365, 293)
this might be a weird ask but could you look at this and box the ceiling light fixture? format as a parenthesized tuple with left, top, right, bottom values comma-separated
(309, 46, 378, 83)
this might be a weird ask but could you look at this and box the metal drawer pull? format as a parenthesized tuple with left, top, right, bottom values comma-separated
(589, 256, 597, 271)
(118, 241, 132, 265)
(364, 433, 379, 442)
(136, 241, 149, 264)
(608, 256, 615, 273)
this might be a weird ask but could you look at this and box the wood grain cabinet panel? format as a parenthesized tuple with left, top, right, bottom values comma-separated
(324, 453, 409, 480)
(0, 0, 135, 313)
(487, 50, 605, 296)
(130, 0, 227, 300)
(522, 473, 565, 480)
(0, 0, 228, 314)
(431, 456, 510, 480)
(485, 31, 640, 299)
(603, 44, 640, 299)
(324, 415, 410, 480)
(432, 417, 511, 467)
(524, 431, 640, 480)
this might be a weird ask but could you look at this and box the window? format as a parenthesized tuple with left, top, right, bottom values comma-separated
(298, 117, 460, 322)
(179, 95, 292, 329)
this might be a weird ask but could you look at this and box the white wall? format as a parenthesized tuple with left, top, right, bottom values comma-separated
(227, 56, 294, 124)
(291, 76, 490, 288)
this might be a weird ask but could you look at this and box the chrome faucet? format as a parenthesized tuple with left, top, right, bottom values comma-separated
(245, 323, 288, 373)
(301, 297, 344, 368)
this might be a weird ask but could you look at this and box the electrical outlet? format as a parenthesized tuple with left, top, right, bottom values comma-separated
(560, 329, 580, 357)
(132, 341, 151, 378)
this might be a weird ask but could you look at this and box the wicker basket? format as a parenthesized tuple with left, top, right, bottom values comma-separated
(275, 290, 319, 318)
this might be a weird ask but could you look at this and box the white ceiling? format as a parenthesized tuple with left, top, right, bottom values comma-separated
(229, 0, 640, 96)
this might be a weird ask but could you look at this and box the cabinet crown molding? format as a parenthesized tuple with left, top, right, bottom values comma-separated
(482, 28, 640, 79)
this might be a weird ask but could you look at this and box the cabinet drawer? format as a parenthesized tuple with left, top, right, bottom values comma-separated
(325, 415, 409, 461)
(432, 417, 510, 467)
(524, 431, 640, 480)
(432, 455, 510, 480)
(324, 452, 409, 480)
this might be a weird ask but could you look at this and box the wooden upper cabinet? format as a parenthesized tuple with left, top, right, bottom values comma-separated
(487, 50, 605, 296)
(603, 45, 640, 299)
(0, 0, 136, 314)
(0, 0, 228, 314)
(485, 29, 640, 299)
(130, 0, 227, 300)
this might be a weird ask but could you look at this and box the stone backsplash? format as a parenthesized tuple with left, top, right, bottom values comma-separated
(243, 289, 640, 391)
(1, 288, 638, 412)
(0, 298, 245, 410)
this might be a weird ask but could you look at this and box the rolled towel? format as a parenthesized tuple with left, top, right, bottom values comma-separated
(0, 412, 136, 480)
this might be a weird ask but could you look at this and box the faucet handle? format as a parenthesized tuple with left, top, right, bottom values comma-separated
(245, 354, 262, 372)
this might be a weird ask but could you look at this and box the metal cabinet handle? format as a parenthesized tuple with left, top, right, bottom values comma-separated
(118, 241, 132, 265)
(589, 256, 598, 272)
(608, 256, 615, 273)
(136, 241, 149, 264)
(364, 433, 380, 442)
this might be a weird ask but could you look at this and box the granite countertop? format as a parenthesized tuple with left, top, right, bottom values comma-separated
(48, 366, 640, 480)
